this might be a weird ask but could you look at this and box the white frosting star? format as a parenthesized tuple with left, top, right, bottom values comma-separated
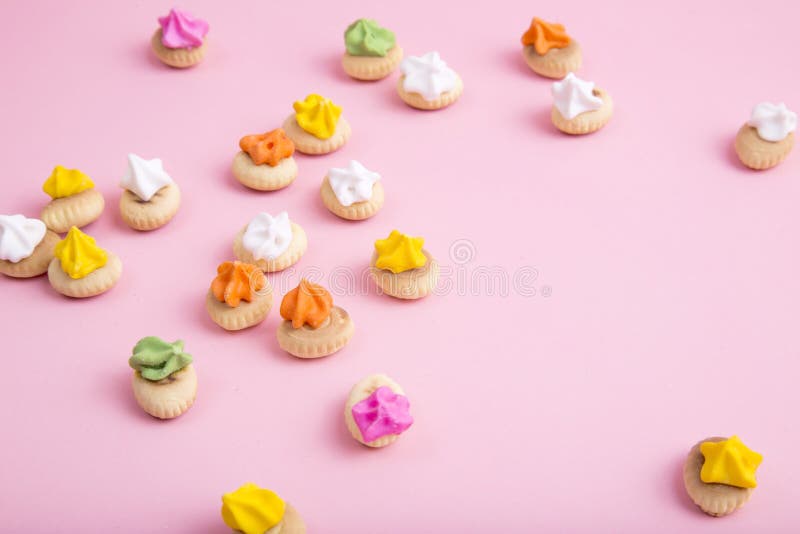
(748, 102, 797, 142)
(120, 153, 174, 201)
(400, 51, 458, 102)
(242, 211, 293, 260)
(552, 72, 604, 120)
(327, 160, 381, 207)
(0, 214, 46, 263)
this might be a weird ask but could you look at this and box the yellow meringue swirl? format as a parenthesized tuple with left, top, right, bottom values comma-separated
(374, 230, 427, 273)
(54, 226, 108, 279)
(221, 483, 286, 534)
(293, 94, 342, 139)
(42, 165, 94, 199)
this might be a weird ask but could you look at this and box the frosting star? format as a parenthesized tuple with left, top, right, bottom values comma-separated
(552, 72, 603, 120)
(700, 436, 763, 488)
(374, 230, 427, 273)
(352, 386, 414, 442)
(0, 214, 46, 263)
(221, 483, 285, 534)
(748, 102, 797, 142)
(120, 154, 174, 202)
(242, 211, 293, 260)
(400, 52, 458, 101)
(328, 160, 381, 207)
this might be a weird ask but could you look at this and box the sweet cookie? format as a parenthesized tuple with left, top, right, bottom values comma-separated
(151, 8, 209, 68)
(119, 153, 181, 230)
(370, 230, 438, 299)
(0, 214, 60, 278)
(683, 436, 762, 517)
(129, 336, 197, 419)
(342, 18, 403, 80)
(320, 160, 384, 220)
(521, 18, 581, 78)
(397, 52, 463, 110)
(734, 102, 796, 170)
(282, 94, 351, 155)
(206, 261, 272, 331)
(276, 279, 354, 358)
(47, 226, 122, 298)
(551, 72, 613, 135)
(221, 483, 306, 534)
(40, 165, 104, 233)
(233, 128, 297, 191)
(233, 211, 307, 272)
(344, 374, 413, 448)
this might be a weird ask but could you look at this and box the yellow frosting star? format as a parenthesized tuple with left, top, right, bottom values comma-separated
(374, 230, 427, 273)
(54, 226, 108, 279)
(293, 93, 342, 139)
(221, 483, 285, 534)
(700, 435, 763, 488)
(42, 165, 94, 199)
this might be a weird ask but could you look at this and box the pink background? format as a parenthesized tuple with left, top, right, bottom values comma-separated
(1, 0, 799, 531)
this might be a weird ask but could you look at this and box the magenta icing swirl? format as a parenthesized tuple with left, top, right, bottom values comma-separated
(158, 8, 209, 49)
(352, 386, 413, 442)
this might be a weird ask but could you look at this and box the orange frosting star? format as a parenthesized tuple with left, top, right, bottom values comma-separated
(211, 261, 266, 307)
(280, 279, 333, 329)
(521, 17, 571, 55)
(239, 128, 295, 167)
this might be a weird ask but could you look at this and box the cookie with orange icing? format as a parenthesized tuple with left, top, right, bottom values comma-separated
(206, 261, 273, 331)
(47, 226, 122, 298)
(232, 129, 298, 191)
(370, 230, 438, 299)
(520, 17, 581, 79)
(276, 279, 354, 358)
(40, 165, 105, 233)
(282, 94, 351, 155)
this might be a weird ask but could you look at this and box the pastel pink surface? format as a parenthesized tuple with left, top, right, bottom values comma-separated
(1, 0, 799, 532)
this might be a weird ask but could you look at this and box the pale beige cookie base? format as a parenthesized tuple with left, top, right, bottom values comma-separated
(320, 176, 384, 220)
(683, 437, 754, 517)
(734, 124, 794, 170)
(119, 183, 181, 231)
(40, 188, 105, 233)
(551, 88, 613, 135)
(151, 28, 206, 68)
(233, 222, 307, 273)
(282, 115, 351, 155)
(369, 250, 439, 299)
(232, 152, 298, 191)
(276, 306, 354, 358)
(342, 46, 403, 81)
(267, 503, 306, 534)
(0, 230, 59, 278)
(131, 364, 197, 420)
(397, 75, 463, 110)
(522, 41, 582, 79)
(344, 374, 406, 448)
(205, 287, 273, 331)
(47, 252, 122, 298)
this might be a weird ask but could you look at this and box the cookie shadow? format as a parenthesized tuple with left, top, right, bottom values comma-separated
(719, 135, 747, 171)
(317, 50, 355, 84)
(328, 391, 367, 454)
(113, 368, 154, 421)
(501, 47, 536, 78)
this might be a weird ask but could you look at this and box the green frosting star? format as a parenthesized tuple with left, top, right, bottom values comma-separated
(128, 336, 192, 381)
(344, 18, 395, 57)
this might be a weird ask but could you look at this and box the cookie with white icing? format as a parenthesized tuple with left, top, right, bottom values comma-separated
(320, 160, 384, 220)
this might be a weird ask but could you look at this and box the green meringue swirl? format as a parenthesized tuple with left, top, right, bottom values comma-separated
(128, 336, 192, 381)
(344, 18, 396, 57)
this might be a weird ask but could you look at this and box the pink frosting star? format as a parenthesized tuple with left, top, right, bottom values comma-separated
(352, 386, 413, 442)
(158, 8, 209, 49)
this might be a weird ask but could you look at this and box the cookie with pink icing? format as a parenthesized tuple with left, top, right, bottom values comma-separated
(151, 8, 209, 68)
(344, 374, 413, 447)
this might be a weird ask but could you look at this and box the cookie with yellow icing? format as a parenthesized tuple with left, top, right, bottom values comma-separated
(129, 336, 197, 419)
(369, 230, 438, 299)
(282, 94, 351, 155)
(683, 436, 763, 517)
(40, 166, 105, 233)
(221, 483, 306, 534)
(206, 261, 273, 331)
(276, 280, 354, 358)
(47, 227, 122, 298)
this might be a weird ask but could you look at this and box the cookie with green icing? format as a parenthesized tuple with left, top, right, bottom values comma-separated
(344, 19, 395, 57)
(128, 336, 192, 381)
